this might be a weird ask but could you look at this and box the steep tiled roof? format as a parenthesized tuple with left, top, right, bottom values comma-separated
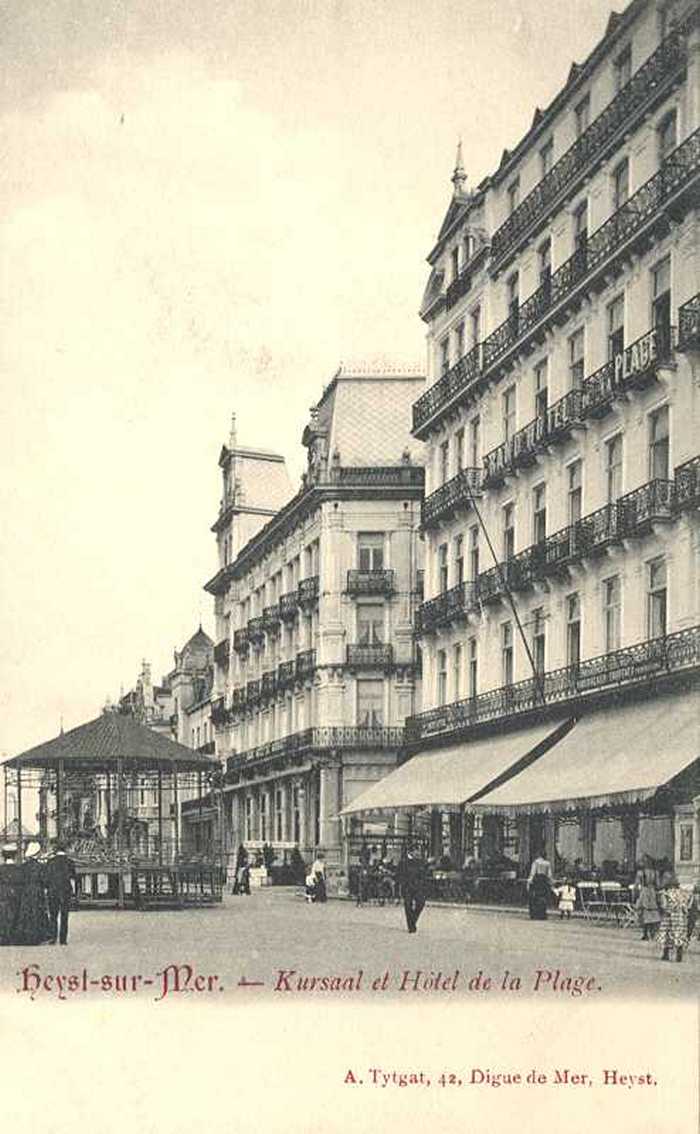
(322, 370, 426, 467)
(5, 714, 218, 771)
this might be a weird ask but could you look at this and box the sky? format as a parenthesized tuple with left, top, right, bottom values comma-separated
(0, 0, 617, 775)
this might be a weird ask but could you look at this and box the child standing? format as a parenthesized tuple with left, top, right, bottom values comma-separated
(658, 875, 692, 962)
(556, 879, 576, 920)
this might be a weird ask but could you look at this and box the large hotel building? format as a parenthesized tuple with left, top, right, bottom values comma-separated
(347, 0, 699, 882)
(203, 367, 424, 886)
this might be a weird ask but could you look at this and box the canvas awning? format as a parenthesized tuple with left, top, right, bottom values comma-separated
(470, 691, 699, 816)
(341, 718, 572, 815)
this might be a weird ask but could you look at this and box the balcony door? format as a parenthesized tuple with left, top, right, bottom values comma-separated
(358, 604, 384, 646)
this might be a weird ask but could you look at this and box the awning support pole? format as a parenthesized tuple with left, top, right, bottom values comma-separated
(16, 766, 23, 863)
(117, 756, 125, 909)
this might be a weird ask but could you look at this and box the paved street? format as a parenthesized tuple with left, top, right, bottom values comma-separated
(2, 886, 698, 1004)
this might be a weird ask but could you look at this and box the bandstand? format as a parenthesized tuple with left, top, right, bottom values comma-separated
(1, 712, 223, 909)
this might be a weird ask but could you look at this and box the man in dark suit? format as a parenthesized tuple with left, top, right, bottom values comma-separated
(397, 846, 429, 934)
(44, 841, 76, 945)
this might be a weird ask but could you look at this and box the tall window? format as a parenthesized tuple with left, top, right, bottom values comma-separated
(440, 440, 450, 485)
(566, 593, 581, 668)
(469, 416, 480, 466)
(648, 557, 667, 639)
(603, 576, 621, 652)
(507, 178, 520, 214)
(532, 608, 546, 675)
(451, 246, 460, 282)
(452, 643, 463, 700)
(614, 44, 632, 92)
(534, 359, 548, 421)
(607, 295, 625, 359)
(502, 385, 516, 442)
(538, 239, 552, 289)
(454, 535, 464, 583)
(573, 199, 588, 253)
(468, 638, 478, 699)
(358, 604, 384, 645)
(657, 110, 677, 165)
(259, 793, 268, 842)
(455, 321, 465, 360)
(532, 484, 547, 544)
(611, 158, 629, 211)
(440, 338, 450, 375)
(357, 679, 384, 727)
(358, 533, 384, 571)
(574, 94, 590, 138)
(292, 786, 301, 843)
(507, 272, 519, 327)
(501, 622, 514, 686)
(437, 650, 448, 705)
(651, 256, 671, 349)
(455, 428, 465, 472)
(245, 797, 253, 842)
(469, 525, 480, 580)
(540, 138, 554, 179)
(439, 543, 449, 592)
(275, 788, 284, 841)
(502, 503, 515, 560)
(568, 460, 583, 524)
(605, 434, 623, 502)
(649, 405, 670, 480)
(470, 306, 481, 346)
(568, 327, 585, 389)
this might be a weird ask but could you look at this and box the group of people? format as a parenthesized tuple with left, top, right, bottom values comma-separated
(0, 842, 77, 946)
(635, 854, 698, 962)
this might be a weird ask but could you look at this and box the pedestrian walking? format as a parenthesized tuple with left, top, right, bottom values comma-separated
(43, 840, 76, 945)
(527, 852, 553, 920)
(232, 844, 251, 895)
(658, 874, 692, 962)
(634, 855, 661, 940)
(397, 845, 428, 933)
(311, 852, 327, 903)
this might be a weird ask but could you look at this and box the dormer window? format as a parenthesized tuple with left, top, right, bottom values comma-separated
(451, 246, 460, 282)
(657, 109, 677, 164)
(574, 94, 590, 139)
(507, 178, 520, 215)
(614, 44, 632, 92)
(539, 139, 553, 179)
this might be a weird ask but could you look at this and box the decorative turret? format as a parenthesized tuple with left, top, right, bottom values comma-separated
(451, 139, 467, 197)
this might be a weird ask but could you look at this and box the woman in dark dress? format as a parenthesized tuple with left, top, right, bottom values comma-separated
(527, 854, 553, 920)
(2, 858, 51, 945)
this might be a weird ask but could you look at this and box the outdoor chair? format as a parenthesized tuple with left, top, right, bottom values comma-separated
(576, 881, 607, 923)
(599, 881, 636, 927)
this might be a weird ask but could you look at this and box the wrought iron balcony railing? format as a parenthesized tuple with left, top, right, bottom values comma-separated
(490, 17, 695, 267)
(261, 604, 281, 633)
(213, 639, 230, 667)
(233, 628, 249, 654)
(422, 467, 482, 529)
(481, 130, 700, 376)
(415, 581, 480, 634)
(295, 649, 316, 680)
(246, 680, 261, 705)
(247, 616, 265, 644)
(279, 592, 298, 622)
(277, 659, 296, 689)
(261, 670, 278, 700)
(445, 238, 490, 309)
(298, 576, 320, 609)
(334, 466, 425, 489)
(678, 293, 700, 352)
(412, 343, 482, 434)
(675, 455, 700, 511)
(225, 725, 406, 775)
(346, 643, 394, 669)
(346, 569, 395, 596)
(478, 551, 536, 604)
(406, 624, 700, 744)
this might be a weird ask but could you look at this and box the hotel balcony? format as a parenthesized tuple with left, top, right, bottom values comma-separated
(277, 659, 296, 690)
(213, 639, 230, 667)
(261, 604, 281, 634)
(675, 455, 700, 511)
(298, 576, 320, 610)
(248, 616, 265, 645)
(478, 552, 536, 604)
(346, 569, 395, 596)
(412, 343, 482, 435)
(346, 643, 394, 670)
(422, 467, 482, 529)
(483, 132, 699, 374)
(261, 670, 278, 700)
(279, 592, 298, 622)
(224, 725, 405, 779)
(490, 16, 695, 269)
(295, 649, 316, 681)
(405, 625, 700, 745)
(233, 628, 249, 655)
(246, 679, 261, 706)
(415, 581, 479, 635)
(678, 293, 700, 353)
(231, 687, 246, 712)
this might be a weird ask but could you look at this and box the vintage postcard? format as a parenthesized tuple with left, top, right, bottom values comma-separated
(0, 1, 698, 1131)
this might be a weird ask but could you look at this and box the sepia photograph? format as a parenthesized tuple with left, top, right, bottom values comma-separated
(0, 1, 698, 1131)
